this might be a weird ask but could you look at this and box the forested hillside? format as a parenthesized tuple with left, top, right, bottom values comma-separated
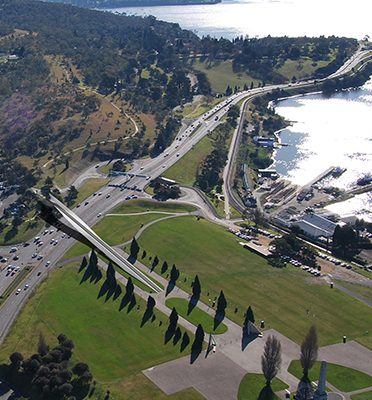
(0, 0, 359, 243)
(46, 0, 221, 7)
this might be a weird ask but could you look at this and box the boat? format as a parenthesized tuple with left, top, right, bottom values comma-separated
(357, 175, 372, 186)
(332, 167, 346, 177)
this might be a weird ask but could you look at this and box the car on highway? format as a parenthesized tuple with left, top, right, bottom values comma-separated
(76, 204, 81, 208)
(176, 153, 180, 157)
(84, 201, 89, 206)
(16, 288, 21, 295)
(24, 284, 29, 290)
(98, 192, 102, 196)
(97, 213, 102, 217)
(45, 261, 51, 267)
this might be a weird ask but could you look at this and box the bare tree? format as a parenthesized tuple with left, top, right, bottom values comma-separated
(300, 325, 318, 378)
(261, 335, 282, 385)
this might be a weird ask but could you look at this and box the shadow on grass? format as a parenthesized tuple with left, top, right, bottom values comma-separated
(173, 327, 182, 345)
(180, 332, 190, 352)
(97, 280, 117, 302)
(187, 294, 199, 315)
(213, 311, 225, 331)
(258, 385, 276, 400)
(79, 265, 102, 285)
(127, 294, 136, 313)
(164, 325, 176, 344)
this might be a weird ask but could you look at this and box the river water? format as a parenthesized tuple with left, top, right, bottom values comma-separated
(106, 0, 372, 220)
(108, 0, 372, 40)
(273, 79, 372, 221)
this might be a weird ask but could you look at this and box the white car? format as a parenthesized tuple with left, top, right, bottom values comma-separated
(45, 261, 51, 267)
(16, 288, 22, 295)
(97, 213, 102, 217)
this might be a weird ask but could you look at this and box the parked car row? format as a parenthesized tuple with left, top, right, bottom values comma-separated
(318, 253, 352, 269)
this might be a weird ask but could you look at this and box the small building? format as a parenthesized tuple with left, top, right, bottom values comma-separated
(7, 54, 19, 61)
(292, 213, 338, 239)
(157, 177, 177, 187)
(257, 169, 279, 179)
(253, 136, 275, 148)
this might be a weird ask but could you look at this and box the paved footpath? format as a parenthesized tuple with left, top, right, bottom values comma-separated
(91, 248, 372, 400)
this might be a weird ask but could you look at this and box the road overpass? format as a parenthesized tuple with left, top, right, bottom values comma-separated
(37, 192, 162, 293)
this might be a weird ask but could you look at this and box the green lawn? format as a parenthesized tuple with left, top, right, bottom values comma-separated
(94, 213, 170, 246)
(238, 373, 288, 400)
(62, 200, 197, 260)
(164, 135, 213, 186)
(351, 391, 372, 400)
(288, 360, 372, 393)
(137, 217, 372, 348)
(182, 97, 222, 119)
(0, 264, 196, 399)
(276, 58, 330, 81)
(75, 178, 110, 205)
(192, 59, 260, 93)
(165, 298, 227, 335)
(0, 216, 43, 245)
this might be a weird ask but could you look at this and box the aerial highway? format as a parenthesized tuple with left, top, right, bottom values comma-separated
(0, 48, 371, 344)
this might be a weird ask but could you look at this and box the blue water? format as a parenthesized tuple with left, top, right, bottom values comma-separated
(108, 0, 372, 39)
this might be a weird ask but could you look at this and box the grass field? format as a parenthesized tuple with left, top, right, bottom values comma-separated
(74, 178, 110, 205)
(192, 59, 260, 94)
(351, 391, 372, 400)
(0, 216, 43, 246)
(276, 58, 329, 81)
(288, 360, 372, 392)
(95, 213, 171, 246)
(61, 200, 197, 261)
(165, 298, 227, 335)
(0, 264, 199, 399)
(238, 374, 288, 400)
(112, 200, 197, 214)
(136, 217, 372, 348)
(182, 97, 222, 119)
(164, 135, 213, 186)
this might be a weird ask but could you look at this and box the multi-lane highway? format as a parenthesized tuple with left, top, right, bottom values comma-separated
(0, 48, 371, 344)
